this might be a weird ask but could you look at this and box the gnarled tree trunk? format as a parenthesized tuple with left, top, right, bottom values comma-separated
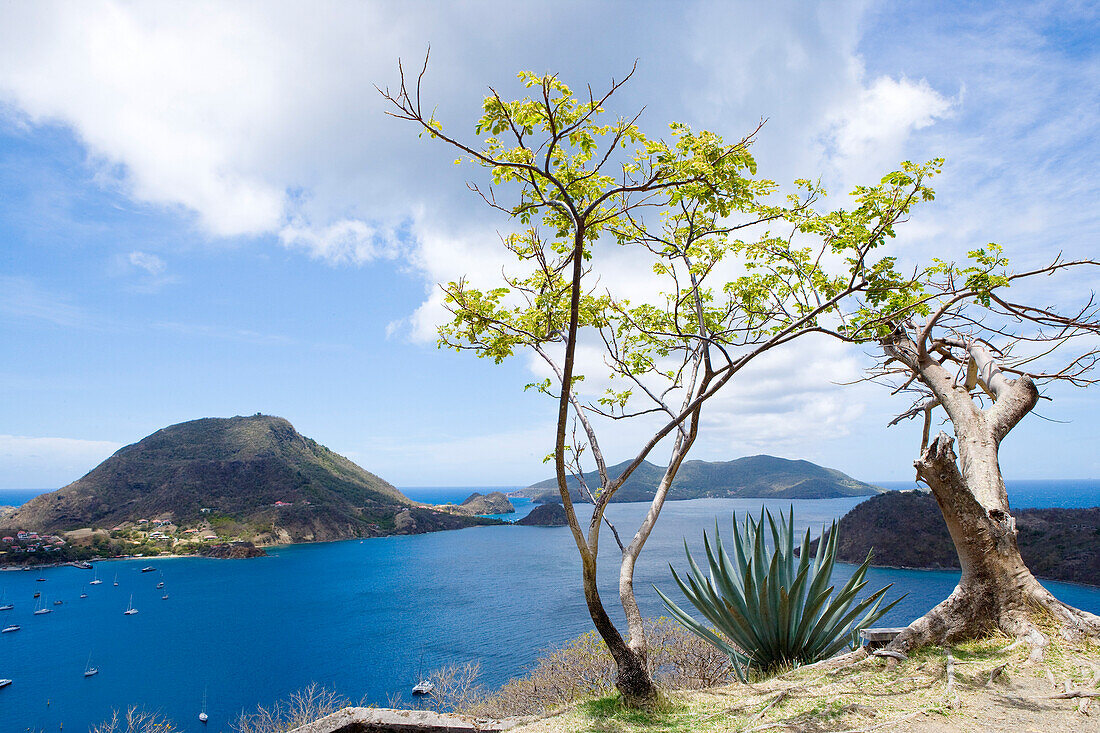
(885, 342, 1100, 657)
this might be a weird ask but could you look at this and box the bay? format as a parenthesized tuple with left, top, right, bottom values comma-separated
(1, 486, 1098, 732)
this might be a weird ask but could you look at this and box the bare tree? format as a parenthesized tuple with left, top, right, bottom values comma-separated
(381, 56, 939, 702)
(853, 246, 1100, 657)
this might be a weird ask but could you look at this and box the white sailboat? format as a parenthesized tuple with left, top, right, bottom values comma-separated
(113, 572, 119, 586)
(0, 590, 12, 611)
(0, 679, 11, 689)
(1, 623, 19, 633)
(83, 653, 98, 678)
(199, 687, 209, 723)
(89, 568, 103, 585)
(123, 594, 138, 615)
(33, 596, 52, 615)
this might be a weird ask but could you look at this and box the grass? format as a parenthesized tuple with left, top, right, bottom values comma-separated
(511, 631, 1100, 733)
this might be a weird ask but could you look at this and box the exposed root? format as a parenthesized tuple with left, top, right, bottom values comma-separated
(944, 648, 960, 709)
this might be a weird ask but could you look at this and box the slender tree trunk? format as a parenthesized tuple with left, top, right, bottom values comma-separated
(581, 556, 658, 702)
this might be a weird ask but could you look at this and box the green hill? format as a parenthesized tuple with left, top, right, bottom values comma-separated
(823, 490, 1100, 586)
(513, 455, 882, 503)
(4, 415, 497, 542)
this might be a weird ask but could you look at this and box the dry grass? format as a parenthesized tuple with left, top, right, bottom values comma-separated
(233, 683, 354, 733)
(510, 632, 1100, 733)
(416, 618, 732, 718)
(90, 708, 179, 733)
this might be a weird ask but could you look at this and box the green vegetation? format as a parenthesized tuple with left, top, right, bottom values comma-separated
(657, 508, 902, 679)
(827, 491, 1100, 586)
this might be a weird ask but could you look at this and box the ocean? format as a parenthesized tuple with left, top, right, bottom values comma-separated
(0, 482, 1098, 732)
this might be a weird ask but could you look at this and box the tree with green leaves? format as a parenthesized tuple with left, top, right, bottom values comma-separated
(381, 57, 938, 702)
(837, 248, 1100, 659)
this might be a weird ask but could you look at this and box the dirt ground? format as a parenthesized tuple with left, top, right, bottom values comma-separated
(512, 634, 1100, 733)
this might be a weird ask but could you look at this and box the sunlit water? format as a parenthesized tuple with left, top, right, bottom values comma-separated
(0, 483, 1097, 732)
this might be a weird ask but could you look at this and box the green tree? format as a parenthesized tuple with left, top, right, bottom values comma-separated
(382, 58, 937, 702)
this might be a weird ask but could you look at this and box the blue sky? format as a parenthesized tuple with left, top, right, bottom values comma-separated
(2, 1, 1099, 489)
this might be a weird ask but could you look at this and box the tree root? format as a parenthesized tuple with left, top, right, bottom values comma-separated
(944, 648, 960, 709)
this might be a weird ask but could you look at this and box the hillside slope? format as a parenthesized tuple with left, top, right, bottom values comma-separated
(827, 490, 1100, 586)
(5, 415, 496, 542)
(513, 455, 881, 503)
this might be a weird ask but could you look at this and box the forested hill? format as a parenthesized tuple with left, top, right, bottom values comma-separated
(512, 455, 883, 503)
(4, 415, 497, 542)
(825, 490, 1100, 586)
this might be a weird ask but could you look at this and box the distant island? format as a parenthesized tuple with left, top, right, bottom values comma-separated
(516, 503, 568, 526)
(824, 490, 1100, 587)
(439, 491, 515, 516)
(0, 414, 501, 565)
(513, 455, 883, 503)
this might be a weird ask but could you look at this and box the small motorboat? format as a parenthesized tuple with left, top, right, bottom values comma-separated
(32, 592, 40, 599)
(140, 567, 155, 573)
(0, 679, 11, 689)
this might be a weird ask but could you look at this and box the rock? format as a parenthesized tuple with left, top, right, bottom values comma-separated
(516, 503, 568, 527)
(287, 706, 529, 733)
(198, 541, 267, 559)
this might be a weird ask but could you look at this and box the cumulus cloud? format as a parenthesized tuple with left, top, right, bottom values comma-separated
(17, 1, 1088, 478)
(822, 75, 954, 186)
(279, 218, 402, 265)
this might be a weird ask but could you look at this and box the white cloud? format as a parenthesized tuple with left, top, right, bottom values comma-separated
(8, 2, 1095, 482)
(279, 218, 401, 265)
(128, 250, 166, 275)
(0, 434, 122, 489)
(822, 75, 954, 186)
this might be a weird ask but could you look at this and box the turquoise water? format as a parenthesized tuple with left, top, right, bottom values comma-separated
(0, 485, 1098, 732)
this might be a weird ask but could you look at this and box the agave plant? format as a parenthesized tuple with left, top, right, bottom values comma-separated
(655, 507, 904, 680)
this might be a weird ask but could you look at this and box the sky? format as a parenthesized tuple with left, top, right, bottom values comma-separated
(2, 1, 1099, 489)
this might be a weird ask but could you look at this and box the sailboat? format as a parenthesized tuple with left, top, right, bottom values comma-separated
(0, 590, 12, 611)
(123, 595, 138, 615)
(33, 596, 52, 615)
(411, 657, 434, 695)
(83, 653, 98, 678)
(1, 623, 19, 633)
(199, 687, 209, 723)
(113, 572, 119, 587)
(89, 568, 103, 585)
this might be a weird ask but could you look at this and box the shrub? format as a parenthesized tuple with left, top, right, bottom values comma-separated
(656, 507, 903, 680)
(438, 618, 731, 718)
(234, 683, 351, 733)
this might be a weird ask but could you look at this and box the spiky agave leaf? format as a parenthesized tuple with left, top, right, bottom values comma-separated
(657, 507, 904, 679)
